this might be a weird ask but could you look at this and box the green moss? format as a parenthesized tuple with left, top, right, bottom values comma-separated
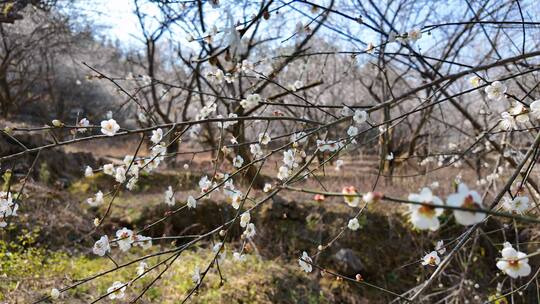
(1, 241, 329, 303)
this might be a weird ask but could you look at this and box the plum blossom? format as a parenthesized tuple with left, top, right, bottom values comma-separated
(503, 196, 529, 214)
(510, 103, 529, 124)
(0, 192, 17, 227)
(87, 190, 104, 207)
(116, 227, 134, 252)
(115, 166, 126, 183)
(187, 195, 197, 209)
(233, 155, 244, 168)
(84, 165, 93, 177)
(77, 118, 90, 133)
(133, 235, 152, 250)
(233, 252, 246, 262)
(496, 242, 531, 278)
(335, 159, 344, 171)
(199, 176, 212, 193)
(258, 132, 271, 145)
(243, 223, 256, 238)
(342, 186, 360, 207)
(250, 144, 263, 158)
(93, 235, 110, 256)
(363, 192, 382, 204)
(347, 125, 359, 137)
(485, 81, 507, 101)
(240, 211, 250, 228)
(408, 28, 422, 41)
(164, 186, 175, 206)
(408, 188, 444, 231)
(298, 251, 313, 273)
(348, 218, 360, 231)
(100, 119, 120, 136)
(263, 183, 272, 193)
(277, 166, 290, 180)
(240, 94, 261, 109)
(136, 262, 147, 277)
(50, 288, 60, 299)
(499, 112, 516, 131)
(530, 99, 540, 119)
(421, 251, 441, 266)
(107, 281, 126, 300)
(353, 110, 368, 124)
(469, 76, 481, 87)
(103, 164, 114, 176)
(150, 128, 163, 144)
(447, 183, 486, 225)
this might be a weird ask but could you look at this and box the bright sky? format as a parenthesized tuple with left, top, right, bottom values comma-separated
(73, 0, 144, 46)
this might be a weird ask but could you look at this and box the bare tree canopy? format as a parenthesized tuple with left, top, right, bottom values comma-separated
(2, 0, 540, 303)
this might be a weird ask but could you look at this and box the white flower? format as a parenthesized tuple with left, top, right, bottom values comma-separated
(192, 266, 201, 284)
(229, 191, 242, 209)
(250, 144, 263, 158)
(469, 76, 481, 87)
(52, 119, 62, 127)
(277, 166, 290, 180)
(283, 149, 298, 168)
(240, 93, 261, 109)
(92, 235, 110, 256)
(258, 132, 271, 145)
(408, 188, 444, 231)
(347, 125, 359, 137)
(291, 132, 308, 144)
(335, 159, 344, 171)
(77, 118, 90, 133)
(133, 235, 152, 250)
(496, 242, 531, 278)
(240, 211, 251, 228)
(116, 227, 134, 252)
(0, 191, 16, 227)
(243, 223, 256, 238)
(100, 119, 120, 136)
(485, 81, 507, 101)
(233, 155, 244, 168)
(435, 240, 446, 255)
(84, 165, 93, 177)
(199, 176, 212, 193)
(503, 196, 529, 214)
(447, 183, 486, 226)
(362, 191, 380, 204)
(263, 183, 272, 193)
(386, 152, 394, 160)
(530, 100, 540, 119)
(510, 104, 529, 124)
(126, 177, 138, 190)
(348, 218, 360, 231)
(107, 281, 126, 300)
(50, 288, 60, 299)
(298, 251, 313, 273)
(233, 252, 246, 261)
(164, 186, 175, 206)
(421, 251, 440, 266)
(187, 195, 197, 209)
(136, 262, 147, 277)
(353, 110, 368, 124)
(103, 164, 114, 176)
(150, 128, 163, 144)
(408, 28, 422, 41)
(342, 186, 360, 207)
(115, 166, 126, 183)
(500, 112, 516, 131)
(87, 190, 104, 207)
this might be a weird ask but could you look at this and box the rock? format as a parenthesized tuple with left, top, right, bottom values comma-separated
(332, 248, 365, 275)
